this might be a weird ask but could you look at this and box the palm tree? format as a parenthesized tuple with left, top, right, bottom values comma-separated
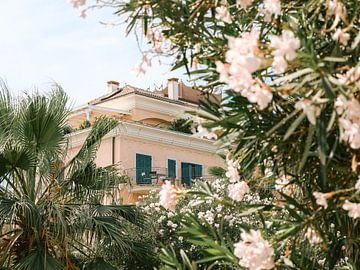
(0, 84, 145, 269)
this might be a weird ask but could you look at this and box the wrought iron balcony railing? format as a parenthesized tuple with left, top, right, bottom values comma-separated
(122, 167, 216, 186)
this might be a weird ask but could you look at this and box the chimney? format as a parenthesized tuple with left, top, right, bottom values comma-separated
(107, 80, 119, 93)
(167, 78, 179, 100)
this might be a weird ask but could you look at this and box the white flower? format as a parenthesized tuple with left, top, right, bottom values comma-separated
(228, 181, 250, 201)
(234, 230, 275, 270)
(159, 181, 179, 211)
(305, 227, 322, 245)
(332, 29, 350, 46)
(215, 6, 232, 24)
(295, 99, 316, 125)
(204, 210, 215, 224)
(343, 200, 360, 219)
(261, 0, 281, 22)
(355, 177, 360, 192)
(69, 0, 86, 8)
(236, 0, 254, 9)
(275, 176, 293, 195)
(226, 159, 240, 183)
(313, 192, 329, 209)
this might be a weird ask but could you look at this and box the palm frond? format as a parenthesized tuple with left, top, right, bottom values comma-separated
(65, 116, 118, 173)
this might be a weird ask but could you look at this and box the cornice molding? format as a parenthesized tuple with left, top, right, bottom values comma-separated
(68, 121, 218, 154)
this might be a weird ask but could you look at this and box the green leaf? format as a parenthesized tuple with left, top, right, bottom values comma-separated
(322, 77, 335, 100)
(284, 112, 306, 140)
(298, 124, 315, 173)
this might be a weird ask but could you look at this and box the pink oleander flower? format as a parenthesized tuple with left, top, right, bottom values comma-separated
(216, 29, 273, 110)
(336, 97, 360, 149)
(304, 227, 323, 245)
(226, 158, 240, 183)
(343, 200, 360, 219)
(234, 230, 275, 270)
(313, 192, 329, 209)
(271, 30, 300, 61)
(355, 177, 360, 191)
(327, 0, 347, 18)
(271, 55, 288, 74)
(242, 83, 273, 110)
(217, 32, 260, 88)
(79, 9, 87, 18)
(146, 28, 166, 53)
(228, 181, 250, 201)
(334, 95, 348, 115)
(215, 6, 232, 24)
(159, 181, 179, 211)
(337, 66, 360, 87)
(132, 64, 146, 76)
(270, 30, 300, 74)
(338, 117, 360, 149)
(236, 0, 254, 9)
(69, 0, 86, 8)
(261, 0, 281, 22)
(295, 99, 316, 125)
(348, 98, 360, 122)
(333, 29, 350, 46)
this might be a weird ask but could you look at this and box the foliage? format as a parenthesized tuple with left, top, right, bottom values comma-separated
(0, 85, 145, 269)
(168, 118, 194, 134)
(207, 166, 226, 178)
(137, 178, 273, 269)
(79, 119, 91, 130)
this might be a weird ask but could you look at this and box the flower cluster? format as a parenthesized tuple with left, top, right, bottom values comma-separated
(261, 0, 281, 22)
(159, 181, 180, 211)
(342, 200, 360, 219)
(216, 28, 273, 110)
(335, 96, 360, 149)
(270, 30, 300, 74)
(228, 181, 250, 202)
(234, 230, 275, 270)
(69, 0, 86, 8)
(215, 6, 232, 24)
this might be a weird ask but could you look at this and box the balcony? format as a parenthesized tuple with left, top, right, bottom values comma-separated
(122, 167, 215, 188)
(123, 167, 176, 186)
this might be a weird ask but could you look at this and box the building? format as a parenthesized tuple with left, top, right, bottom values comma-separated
(66, 79, 224, 203)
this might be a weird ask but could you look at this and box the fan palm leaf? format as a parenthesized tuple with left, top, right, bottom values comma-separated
(0, 84, 144, 269)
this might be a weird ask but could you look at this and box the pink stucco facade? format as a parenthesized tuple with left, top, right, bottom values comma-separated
(66, 80, 224, 203)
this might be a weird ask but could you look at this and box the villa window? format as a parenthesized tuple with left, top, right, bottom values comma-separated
(181, 162, 202, 186)
(167, 159, 176, 179)
(136, 153, 152, 184)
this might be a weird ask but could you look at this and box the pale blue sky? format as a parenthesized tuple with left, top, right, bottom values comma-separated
(0, 0, 186, 106)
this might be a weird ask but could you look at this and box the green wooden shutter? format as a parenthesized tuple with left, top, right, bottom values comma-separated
(181, 162, 191, 186)
(136, 153, 152, 184)
(168, 159, 176, 179)
(195, 164, 202, 178)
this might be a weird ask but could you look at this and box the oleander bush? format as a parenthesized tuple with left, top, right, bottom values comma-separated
(71, 0, 360, 269)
